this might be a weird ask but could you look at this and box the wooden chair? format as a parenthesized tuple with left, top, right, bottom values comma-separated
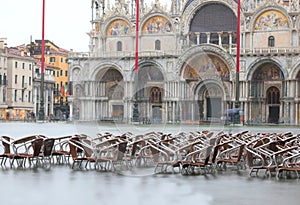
(0, 136, 15, 166)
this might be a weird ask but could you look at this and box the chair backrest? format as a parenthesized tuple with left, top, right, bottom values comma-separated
(2, 136, 12, 154)
(204, 145, 213, 165)
(236, 144, 246, 161)
(43, 138, 55, 157)
(69, 140, 79, 159)
(116, 142, 128, 161)
(31, 138, 44, 157)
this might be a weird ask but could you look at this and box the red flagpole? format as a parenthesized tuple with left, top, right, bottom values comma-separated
(236, 0, 240, 73)
(42, 0, 45, 73)
(39, 0, 45, 120)
(135, 0, 139, 73)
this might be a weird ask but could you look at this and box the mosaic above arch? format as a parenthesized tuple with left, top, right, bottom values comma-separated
(254, 10, 289, 31)
(142, 16, 173, 34)
(182, 53, 230, 80)
(106, 19, 132, 36)
(252, 64, 284, 81)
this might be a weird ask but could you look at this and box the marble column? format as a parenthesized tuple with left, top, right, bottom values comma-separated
(195, 32, 200, 45)
(206, 32, 211, 44)
(218, 32, 223, 47)
(229, 32, 233, 52)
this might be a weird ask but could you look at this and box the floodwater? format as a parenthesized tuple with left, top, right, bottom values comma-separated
(1, 122, 300, 205)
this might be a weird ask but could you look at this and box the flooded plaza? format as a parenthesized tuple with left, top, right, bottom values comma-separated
(0, 122, 300, 205)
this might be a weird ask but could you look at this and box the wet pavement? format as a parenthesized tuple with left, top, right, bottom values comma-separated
(1, 122, 300, 205)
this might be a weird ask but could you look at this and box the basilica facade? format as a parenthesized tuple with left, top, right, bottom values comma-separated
(67, 0, 300, 125)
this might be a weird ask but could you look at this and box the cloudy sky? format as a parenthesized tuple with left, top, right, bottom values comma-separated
(0, 0, 171, 52)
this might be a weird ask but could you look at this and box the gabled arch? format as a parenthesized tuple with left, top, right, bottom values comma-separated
(103, 17, 132, 36)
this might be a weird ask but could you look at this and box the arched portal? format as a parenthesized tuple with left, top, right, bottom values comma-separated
(249, 62, 284, 124)
(133, 65, 164, 123)
(95, 68, 124, 121)
(196, 82, 224, 122)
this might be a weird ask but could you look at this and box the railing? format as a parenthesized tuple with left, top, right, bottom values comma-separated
(69, 46, 300, 59)
(34, 73, 55, 82)
(68, 50, 183, 59)
(231, 47, 300, 55)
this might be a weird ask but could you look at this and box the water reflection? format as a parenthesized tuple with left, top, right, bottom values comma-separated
(1, 123, 300, 205)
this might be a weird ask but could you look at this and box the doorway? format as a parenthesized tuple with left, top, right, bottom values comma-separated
(269, 106, 279, 123)
(152, 105, 162, 123)
(206, 97, 222, 121)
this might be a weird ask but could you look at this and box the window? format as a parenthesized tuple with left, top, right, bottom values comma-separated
(155, 40, 161, 50)
(28, 91, 31, 102)
(29, 64, 32, 70)
(14, 90, 17, 102)
(60, 70, 63, 76)
(210, 33, 219, 45)
(267, 87, 280, 104)
(65, 70, 68, 77)
(61, 58, 63, 63)
(22, 76, 25, 87)
(21, 90, 24, 102)
(15, 62, 18, 68)
(50, 57, 56, 62)
(268, 36, 275, 47)
(15, 75, 18, 84)
(150, 87, 162, 103)
(117, 41, 122, 51)
(57, 71, 59, 77)
(3, 88, 6, 102)
(200, 33, 207, 44)
(29, 77, 32, 86)
(0, 74, 2, 85)
(3, 74, 6, 85)
(22, 63, 25, 69)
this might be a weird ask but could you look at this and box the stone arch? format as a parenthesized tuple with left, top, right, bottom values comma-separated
(181, 0, 238, 35)
(246, 58, 287, 81)
(176, 44, 236, 80)
(130, 60, 166, 81)
(90, 62, 123, 80)
(290, 62, 300, 79)
(194, 80, 227, 120)
(70, 66, 82, 82)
